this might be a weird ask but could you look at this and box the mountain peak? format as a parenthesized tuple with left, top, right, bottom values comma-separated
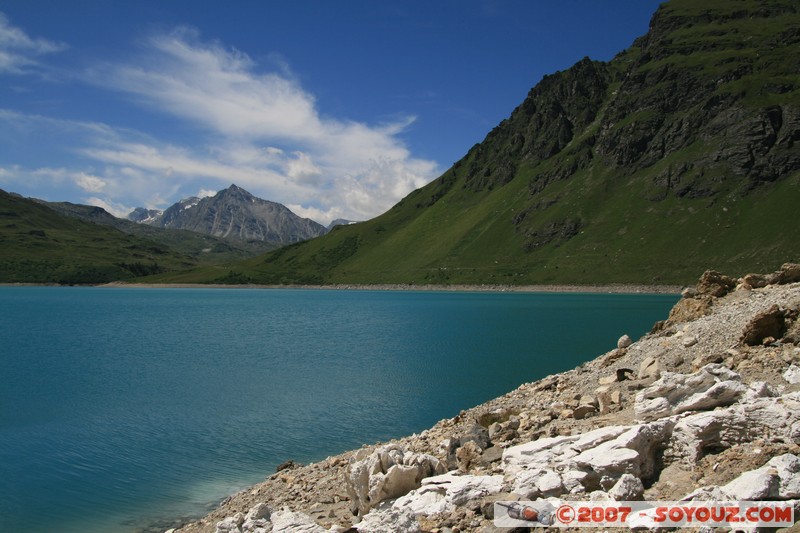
(133, 186, 326, 246)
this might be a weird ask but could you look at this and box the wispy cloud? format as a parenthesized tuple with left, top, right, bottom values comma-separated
(83, 27, 440, 223)
(0, 12, 66, 74)
(1, 25, 439, 224)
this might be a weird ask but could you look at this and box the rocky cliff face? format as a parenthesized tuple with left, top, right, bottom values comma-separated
(127, 207, 163, 224)
(138, 185, 326, 247)
(168, 264, 800, 533)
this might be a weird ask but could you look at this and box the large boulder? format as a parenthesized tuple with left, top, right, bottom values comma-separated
(504, 420, 672, 495)
(354, 473, 503, 533)
(739, 304, 786, 345)
(696, 270, 736, 297)
(270, 508, 328, 533)
(345, 444, 446, 517)
(668, 392, 800, 464)
(634, 364, 746, 422)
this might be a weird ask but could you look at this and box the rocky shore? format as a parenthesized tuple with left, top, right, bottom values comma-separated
(168, 264, 800, 533)
(100, 281, 682, 294)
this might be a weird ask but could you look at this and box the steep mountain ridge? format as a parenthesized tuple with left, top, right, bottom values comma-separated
(174, 0, 799, 286)
(139, 185, 326, 247)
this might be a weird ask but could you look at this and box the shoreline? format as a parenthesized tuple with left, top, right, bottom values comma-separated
(97, 281, 683, 294)
(166, 269, 800, 533)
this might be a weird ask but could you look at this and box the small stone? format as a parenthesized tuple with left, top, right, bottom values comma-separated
(599, 374, 617, 385)
(456, 440, 483, 472)
(691, 352, 723, 372)
(742, 273, 768, 289)
(784, 365, 800, 385)
(276, 459, 298, 472)
(479, 446, 504, 465)
(638, 356, 661, 381)
(617, 335, 633, 349)
(682, 335, 698, 347)
(573, 404, 597, 420)
(608, 473, 645, 501)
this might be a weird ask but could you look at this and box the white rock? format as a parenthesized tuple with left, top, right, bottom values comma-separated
(270, 508, 328, 532)
(215, 513, 245, 533)
(345, 444, 445, 516)
(618, 334, 633, 349)
(510, 468, 562, 498)
(634, 364, 747, 421)
(767, 453, 800, 498)
(608, 473, 644, 501)
(504, 420, 671, 495)
(682, 335, 699, 347)
(573, 421, 673, 480)
(745, 381, 777, 401)
(561, 469, 590, 494)
(503, 425, 627, 474)
(421, 472, 504, 506)
(682, 454, 800, 502)
(246, 502, 271, 521)
(720, 463, 779, 500)
(355, 473, 502, 532)
(353, 500, 421, 533)
(395, 485, 449, 516)
(784, 364, 800, 384)
(536, 470, 564, 496)
(669, 392, 800, 464)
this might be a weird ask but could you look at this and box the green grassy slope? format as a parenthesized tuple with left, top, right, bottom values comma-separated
(0, 191, 197, 283)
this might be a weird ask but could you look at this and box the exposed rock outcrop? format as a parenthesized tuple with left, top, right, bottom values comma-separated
(344, 444, 446, 517)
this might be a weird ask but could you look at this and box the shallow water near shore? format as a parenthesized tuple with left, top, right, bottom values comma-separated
(0, 287, 677, 532)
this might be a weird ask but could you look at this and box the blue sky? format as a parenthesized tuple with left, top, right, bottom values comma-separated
(0, 1, 662, 224)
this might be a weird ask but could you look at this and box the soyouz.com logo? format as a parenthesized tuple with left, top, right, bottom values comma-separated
(494, 500, 795, 528)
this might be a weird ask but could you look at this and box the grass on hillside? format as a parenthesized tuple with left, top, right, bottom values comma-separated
(0, 192, 196, 284)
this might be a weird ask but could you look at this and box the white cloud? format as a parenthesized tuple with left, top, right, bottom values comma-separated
(75, 172, 106, 193)
(0, 12, 66, 74)
(84, 28, 440, 223)
(0, 27, 441, 225)
(84, 196, 132, 218)
(95, 27, 320, 140)
(196, 188, 217, 198)
(286, 151, 323, 185)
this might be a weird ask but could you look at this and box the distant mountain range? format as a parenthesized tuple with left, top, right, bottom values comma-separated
(128, 184, 327, 247)
(1, 185, 334, 283)
(167, 0, 798, 286)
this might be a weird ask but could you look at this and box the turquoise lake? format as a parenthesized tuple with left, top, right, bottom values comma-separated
(0, 287, 678, 532)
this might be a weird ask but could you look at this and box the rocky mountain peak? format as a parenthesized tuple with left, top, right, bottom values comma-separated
(130, 185, 326, 246)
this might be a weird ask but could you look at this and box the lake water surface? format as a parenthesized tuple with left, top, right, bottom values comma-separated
(0, 287, 677, 532)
